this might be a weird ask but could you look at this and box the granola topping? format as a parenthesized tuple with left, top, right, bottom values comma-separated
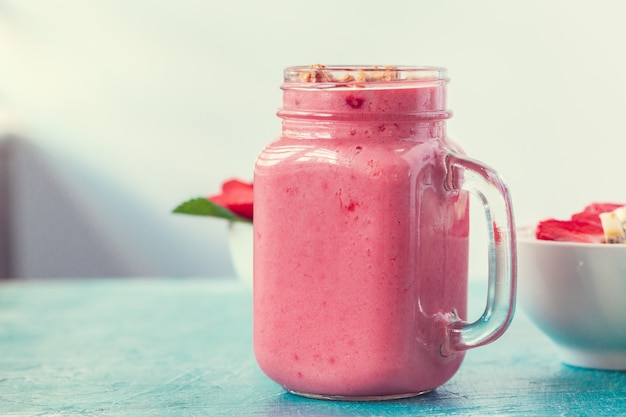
(288, 65, 446, 86)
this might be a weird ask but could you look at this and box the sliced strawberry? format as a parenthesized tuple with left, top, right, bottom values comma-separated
(580, 202, 624, 215)
(536, 202, 626, 243)
(536, 219, 605, 243)
(571, 203, 624, 226)
(570, 211, 603, 227)
(207, 179, 253, 220)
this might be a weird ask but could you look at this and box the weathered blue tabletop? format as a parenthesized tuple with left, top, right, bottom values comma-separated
(0, 278, 624, 416)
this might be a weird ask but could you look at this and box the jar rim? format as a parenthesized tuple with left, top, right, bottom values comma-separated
(283, 65, 448, 88)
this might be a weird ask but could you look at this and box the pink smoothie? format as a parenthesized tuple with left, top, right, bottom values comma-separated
(254, 72, 470, 398)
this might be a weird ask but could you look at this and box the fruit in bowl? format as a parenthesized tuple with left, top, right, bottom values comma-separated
(518, 203, 626, 370)
(173, 179, 253, 285)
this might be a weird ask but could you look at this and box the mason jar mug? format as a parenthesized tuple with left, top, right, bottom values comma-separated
(253, 65, 516, 400)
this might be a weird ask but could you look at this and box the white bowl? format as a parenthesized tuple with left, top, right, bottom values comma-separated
(517, 226, 626, 370)
(228, 221, 253, 286)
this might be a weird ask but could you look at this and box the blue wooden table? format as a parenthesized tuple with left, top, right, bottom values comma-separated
(0, 278, 624, 416)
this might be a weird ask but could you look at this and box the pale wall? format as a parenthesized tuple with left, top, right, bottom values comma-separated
(0, 0, 625, 279)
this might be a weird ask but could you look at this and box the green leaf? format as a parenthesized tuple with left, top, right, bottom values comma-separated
(172, 198, 250, 222)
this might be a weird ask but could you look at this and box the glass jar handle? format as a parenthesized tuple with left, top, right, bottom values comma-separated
(441, 152, 517, 356)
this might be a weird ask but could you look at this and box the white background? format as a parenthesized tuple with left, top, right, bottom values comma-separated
(1, 0, 625, 279)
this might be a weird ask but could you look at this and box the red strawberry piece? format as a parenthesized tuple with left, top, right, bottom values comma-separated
(570, 211, 603, 227)
(571, 203, 624, 226)
(580, 202, 624, 215)
(536, 219, 605, 243)
(207, 179, 253, 220)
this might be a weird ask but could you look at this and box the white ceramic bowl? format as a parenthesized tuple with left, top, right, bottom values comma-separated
(228, 221, 254, 286)
(517, 226, 626, 370)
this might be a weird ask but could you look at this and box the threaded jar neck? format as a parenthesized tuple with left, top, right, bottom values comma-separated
(278, 66, 450, 140)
